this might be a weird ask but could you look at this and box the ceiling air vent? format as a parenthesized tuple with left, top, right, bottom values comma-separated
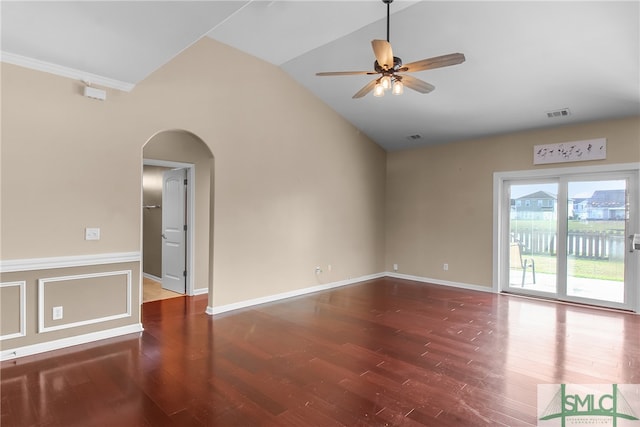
(407, 134, 422, 140)
(546, 108, 571, 119)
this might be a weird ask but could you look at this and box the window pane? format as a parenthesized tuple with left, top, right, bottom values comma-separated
(509, 183, 558, 293)
(566, 180, 626, 303)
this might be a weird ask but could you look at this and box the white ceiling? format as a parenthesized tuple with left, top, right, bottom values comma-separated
(2, 1, 638, 151)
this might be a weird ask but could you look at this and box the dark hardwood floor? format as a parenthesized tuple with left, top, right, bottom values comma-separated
(2, 277, 639, 426)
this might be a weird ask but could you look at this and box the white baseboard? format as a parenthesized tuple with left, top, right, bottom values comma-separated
(142, 272, 162, 283)
(385, 272, 495, 293)
(0, 323, 144, 361)
(206, 273, 385, 315)
(143, 273, 207, 296)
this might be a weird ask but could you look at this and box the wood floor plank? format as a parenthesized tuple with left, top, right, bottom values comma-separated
(2, 277, 639, 426)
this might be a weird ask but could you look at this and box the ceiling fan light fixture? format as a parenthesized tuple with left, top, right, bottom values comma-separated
(392, 80, 404, 95)
(373, 83, 385, 97)
(380, 75, 391, 90)
(315, 0, 465, 99)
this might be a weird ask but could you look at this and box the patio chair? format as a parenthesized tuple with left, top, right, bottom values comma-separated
(510, 242, 536, 287)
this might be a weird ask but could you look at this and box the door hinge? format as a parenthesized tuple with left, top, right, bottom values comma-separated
(184, 179, 188, 185)
(184, 224, 187, 231)
(183, 270, 187, 277)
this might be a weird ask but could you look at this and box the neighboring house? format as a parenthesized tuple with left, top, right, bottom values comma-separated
(572, 197, 590, 219)
(511, 191, 559, 220)
(512, 189, 626, 221)
(585, 189, 626, 220)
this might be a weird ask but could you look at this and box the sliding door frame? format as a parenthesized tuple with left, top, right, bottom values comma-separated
(493, 162, 640, 312)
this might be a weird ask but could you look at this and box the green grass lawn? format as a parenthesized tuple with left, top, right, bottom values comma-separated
(511, 219, 625, 281)
(526, 254, 624, 281)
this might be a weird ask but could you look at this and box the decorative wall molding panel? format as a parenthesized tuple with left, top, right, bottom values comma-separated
(38, 270, 132, 333)
(0, 281, 26, 340)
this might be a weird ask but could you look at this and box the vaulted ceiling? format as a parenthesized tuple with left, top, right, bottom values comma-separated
(2, 1, 638, 151)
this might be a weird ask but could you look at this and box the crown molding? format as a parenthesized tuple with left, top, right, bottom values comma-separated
(1, 51, 135, 92)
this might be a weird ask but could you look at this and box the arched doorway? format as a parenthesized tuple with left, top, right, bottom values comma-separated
(141, 130, 214, 303)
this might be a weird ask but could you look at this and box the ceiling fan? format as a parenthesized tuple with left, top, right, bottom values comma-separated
(316, 0, 465, 98)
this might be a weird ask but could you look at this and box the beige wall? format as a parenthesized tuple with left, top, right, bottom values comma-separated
(1, 36, 386, 352)
(385, 117, 640, 287)
(4, 31, 635, 356)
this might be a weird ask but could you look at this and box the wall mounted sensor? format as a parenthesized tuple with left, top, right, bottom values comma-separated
(83, 85, 107, 101)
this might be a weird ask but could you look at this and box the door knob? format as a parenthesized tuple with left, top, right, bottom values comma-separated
(162, 233, 167, 239)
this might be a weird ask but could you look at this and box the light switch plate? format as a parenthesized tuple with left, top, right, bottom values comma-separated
(85, 227, 100, 240)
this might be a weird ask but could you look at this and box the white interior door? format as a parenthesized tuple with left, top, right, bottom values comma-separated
(162, 168, 187, 294)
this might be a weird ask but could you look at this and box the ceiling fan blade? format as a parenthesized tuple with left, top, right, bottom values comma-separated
(316, 71, 377, 76)
(352, 79, 379, 99)
(371, 39, 394, 70)
(400, 75, 435, 94)
(400, 53, 466, 73)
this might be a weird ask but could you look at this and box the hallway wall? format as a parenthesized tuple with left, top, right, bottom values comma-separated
(0, 37, 386, 356)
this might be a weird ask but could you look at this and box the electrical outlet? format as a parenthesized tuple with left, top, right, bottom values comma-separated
(85, 227, 100, 241)
(52, 306, 63, 320)
(315, 266, 322, 274)
(443, 263, 449, 271)
(393, 263, 398, 271)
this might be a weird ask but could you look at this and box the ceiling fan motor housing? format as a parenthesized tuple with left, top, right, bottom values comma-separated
(374, 56, 403, 73)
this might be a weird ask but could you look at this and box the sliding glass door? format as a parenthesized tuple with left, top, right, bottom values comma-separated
(501, 169, 638, 311)
(566, 179, 627, 304)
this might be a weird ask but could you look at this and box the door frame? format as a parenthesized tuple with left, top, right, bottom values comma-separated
(493, 162, 640, 312)
(143, 159, 195, 296)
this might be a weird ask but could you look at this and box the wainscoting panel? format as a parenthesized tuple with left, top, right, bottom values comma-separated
(0, 281, 26, 340)
(0, 253, 141, 360)
(38, 270, 132, 333)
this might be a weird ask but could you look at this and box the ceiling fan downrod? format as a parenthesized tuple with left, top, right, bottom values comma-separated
(383, 0, 393, 42)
